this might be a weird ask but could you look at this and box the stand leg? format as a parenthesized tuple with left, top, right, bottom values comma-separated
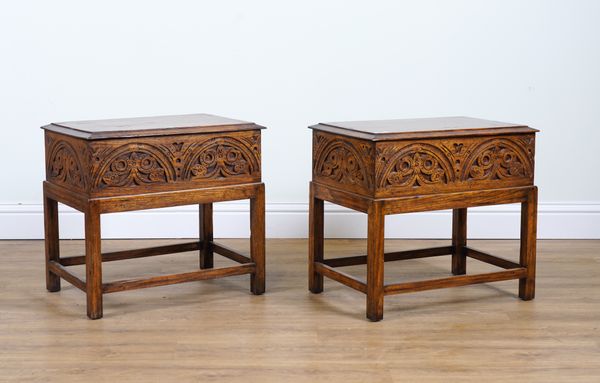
(44, 194, 60, 292)
(452, 208, 467, 275)
(366, 201, 385, 322)
(85, 204, 103, 319)
(308, 183, 324, 293)
(519, 187, 538, 300)
(199, 203, 214, 269)
(250, 184, 265, 295)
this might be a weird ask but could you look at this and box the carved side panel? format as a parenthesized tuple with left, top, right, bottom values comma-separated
(45, 132, 89, 192)
(374, 134, 535, 197)
(312, 131, 374, 196)
(88, 130, 261, 197)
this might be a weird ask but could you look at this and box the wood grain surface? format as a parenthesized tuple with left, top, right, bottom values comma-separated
(311, 116, 537, 141)
(43, 113, 264, 140)
(1, 239, 598, 382)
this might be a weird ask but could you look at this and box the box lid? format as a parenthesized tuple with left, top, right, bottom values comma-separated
(42, 113, 265, 140)
(310, 116, 537, 141)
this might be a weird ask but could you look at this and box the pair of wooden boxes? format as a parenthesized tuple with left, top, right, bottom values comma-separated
(43, 114, 538, 321)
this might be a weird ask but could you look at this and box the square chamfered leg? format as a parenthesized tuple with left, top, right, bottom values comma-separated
(85, 204, 103, 320)
(199, 203, 214, 269)
(250, 183, 266, 295)
(366, 201, 385, 322)
(452, 208, 467, 275)
(519, 186, 538, 300)
(44, 194, 61, 292)
(308, 184, 324, 294)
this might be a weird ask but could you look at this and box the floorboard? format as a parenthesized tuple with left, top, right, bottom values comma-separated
(0, 239, 599, 382)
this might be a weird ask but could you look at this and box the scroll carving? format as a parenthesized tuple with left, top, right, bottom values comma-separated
(462, 139, 531, 181)
(94, 144, 175, 188)
(47, 140, 86, 190)
(315, 139, 369, 189)
(101, 152, 168, 187)
(89, 135, 259, 191)
(182, 137, 259, 180)
(379, 144, 454, 188)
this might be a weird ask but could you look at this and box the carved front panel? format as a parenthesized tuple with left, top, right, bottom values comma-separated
(312, 131, 374, 196)
(375, 134, 535, 197)
(311, 130, 535, 198)
(45, 130, 261, 197)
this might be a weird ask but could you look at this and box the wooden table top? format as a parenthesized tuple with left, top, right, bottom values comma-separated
(42, 113, 265, 140)
(311, 116, 537, 141)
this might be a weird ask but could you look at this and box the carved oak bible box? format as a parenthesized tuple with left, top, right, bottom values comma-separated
(308, 116, 538, 321)
(42, 114, 266, 319)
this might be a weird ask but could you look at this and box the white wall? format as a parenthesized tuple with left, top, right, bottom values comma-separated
(1, 0, 599, 239)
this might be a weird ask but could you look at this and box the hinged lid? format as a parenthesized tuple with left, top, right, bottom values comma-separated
(42, 113, 265, 140)
(310, 116, 537, 141)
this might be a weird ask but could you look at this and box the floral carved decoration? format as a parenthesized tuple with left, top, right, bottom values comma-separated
(101, 152, 168, 187)
(462, 139, 531, 181)
(47, 141, 86, 190)
(315, 141, 369, 188)
(94, 144, 175, 188)
(379, 144, 454, 188)
(182, 137, 259, 180)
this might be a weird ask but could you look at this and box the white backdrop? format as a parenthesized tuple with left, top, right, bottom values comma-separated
(1, 0, 599, 239)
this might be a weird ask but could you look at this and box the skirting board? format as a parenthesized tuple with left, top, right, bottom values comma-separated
(1, 202, 598, 240)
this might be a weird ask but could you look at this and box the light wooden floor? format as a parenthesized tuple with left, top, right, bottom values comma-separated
(1, 239, 599, 382)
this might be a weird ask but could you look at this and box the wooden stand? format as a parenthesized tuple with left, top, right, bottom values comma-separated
(42, 114, 266, 319)
(308, 117, 539, 321)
